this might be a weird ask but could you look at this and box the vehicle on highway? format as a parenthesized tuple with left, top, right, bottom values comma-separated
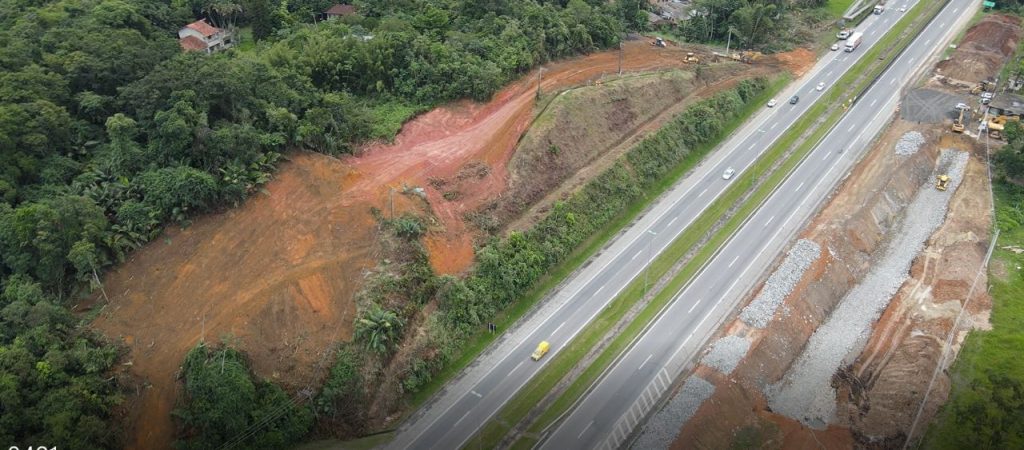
(845, 31, 864, 52)
(873, 4, 884, 13)
(767, 99, 777, 107)
(831, 43, 840, 51)
(531, 341, 550, 361)
(722, 167, 736, 180)
(816, 82, 825, 91)
(789, 95, 799, 105)
(898, 5, 906, 11)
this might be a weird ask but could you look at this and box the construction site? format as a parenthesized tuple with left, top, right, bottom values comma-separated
(89, 35, 815, 448)
(635, 13, 1021, 449)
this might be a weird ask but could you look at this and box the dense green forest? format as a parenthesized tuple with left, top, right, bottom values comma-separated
(0, 0, 630, 446)
(676, 0, 830, 51)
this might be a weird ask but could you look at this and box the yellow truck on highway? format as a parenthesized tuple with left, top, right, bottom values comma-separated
(531, 341, 550, 361)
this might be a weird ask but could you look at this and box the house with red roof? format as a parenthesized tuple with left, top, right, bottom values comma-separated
(178, 19, 233, 53)
(323, 3, 357, 19)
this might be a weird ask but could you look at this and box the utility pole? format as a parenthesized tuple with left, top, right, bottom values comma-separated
(725, 26, 733, 56)
(618, 41, 623, 75)
(389, 187, 395, 219)
(536, 67, 544, 99)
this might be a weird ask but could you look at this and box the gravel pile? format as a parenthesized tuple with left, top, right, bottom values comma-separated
(700, 335, 751, 375)
(633, 376, 715, 449)
(766, 150, 969, 428)
(740, 239, 821, 328)
(895, 131, 926, 156)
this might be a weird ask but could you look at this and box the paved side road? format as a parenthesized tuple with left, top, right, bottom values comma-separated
(539, 0, 980, 448)
(385, 4, 926, 449)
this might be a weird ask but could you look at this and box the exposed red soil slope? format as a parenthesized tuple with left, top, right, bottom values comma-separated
(354, 40, 704, 275)
(94, 40, 816, 449)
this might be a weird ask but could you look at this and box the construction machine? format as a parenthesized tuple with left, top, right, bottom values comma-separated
(653, 37, 666, 48)
(952, 103, 968, 133)
(970, 80, 996, 94)
(987, 114, 1020, 133)
(936, 175, 950, 191)
(684, 52, 700, 63)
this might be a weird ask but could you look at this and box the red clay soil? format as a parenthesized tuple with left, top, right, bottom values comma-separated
(93, 152, 376, 450)
(771, 47, 816, 78)
(936, 14, 1022, 84)
(90, 41, 696, 450)
(93, 41, 815, 450)
(353, 40, 706, 275)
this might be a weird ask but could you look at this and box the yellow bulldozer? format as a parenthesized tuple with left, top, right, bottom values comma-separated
(684, 52, 700, 63)
(936, 175, 950, 191)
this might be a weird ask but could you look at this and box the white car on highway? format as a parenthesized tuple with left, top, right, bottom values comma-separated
(722, 167, 736, 180)
(831, 43, 840, 51)
(816, 82, 826, 91)
(767, 99, 777, 107)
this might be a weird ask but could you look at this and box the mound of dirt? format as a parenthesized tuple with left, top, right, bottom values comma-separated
(492, 63, 774, 234)
(936, 14, 1023, 84)
(668, 121, 992, 448)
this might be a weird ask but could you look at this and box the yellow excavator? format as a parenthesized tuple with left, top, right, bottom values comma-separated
(970, 80, 995, 95)
(952, 103, 968, 133)
(936, 175, 950, 191)
(952, 109, 965, 133)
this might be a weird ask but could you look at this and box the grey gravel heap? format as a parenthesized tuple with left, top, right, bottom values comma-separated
(766, 150, 969, 429)
(633, 376, 715, 449)
(895, 131, 926, 156)
(740, 239, 822, 328)
(701, 335, 751, 375)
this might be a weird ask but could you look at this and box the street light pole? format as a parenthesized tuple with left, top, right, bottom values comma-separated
(645, 229, 657, 294)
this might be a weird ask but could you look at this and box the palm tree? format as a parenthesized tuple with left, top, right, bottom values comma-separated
(355, 305, 405, 355)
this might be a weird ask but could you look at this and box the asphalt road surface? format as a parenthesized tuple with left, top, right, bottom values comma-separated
(540, 0, 979, 449)
(386, 0, 966, 448)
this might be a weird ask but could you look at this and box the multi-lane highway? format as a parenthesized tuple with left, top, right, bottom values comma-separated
(386, 1, 963, 448)
(539, 0, 979, 448)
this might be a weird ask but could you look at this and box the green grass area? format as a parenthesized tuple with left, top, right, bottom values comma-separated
(233, 26, 256, 52)
(825, 0, 858, 18)
(461, 74, 788, 448)
(922, 181, 1024, 449)
(367, 101, 427, 141)
(295, 432, 395, 450)
(462, 0, 948, 446)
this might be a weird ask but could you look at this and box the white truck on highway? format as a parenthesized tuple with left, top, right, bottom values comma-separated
(845, 31, 864, 52)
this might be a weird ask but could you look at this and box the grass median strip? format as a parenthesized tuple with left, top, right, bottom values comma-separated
(456, 75, 787, 449)
(462, 0, 948, 447)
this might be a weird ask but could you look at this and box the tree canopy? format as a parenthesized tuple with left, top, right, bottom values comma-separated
(0, 0, 634, 445)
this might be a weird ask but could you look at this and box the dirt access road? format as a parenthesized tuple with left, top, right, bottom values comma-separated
(90, 40, 813, 450)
